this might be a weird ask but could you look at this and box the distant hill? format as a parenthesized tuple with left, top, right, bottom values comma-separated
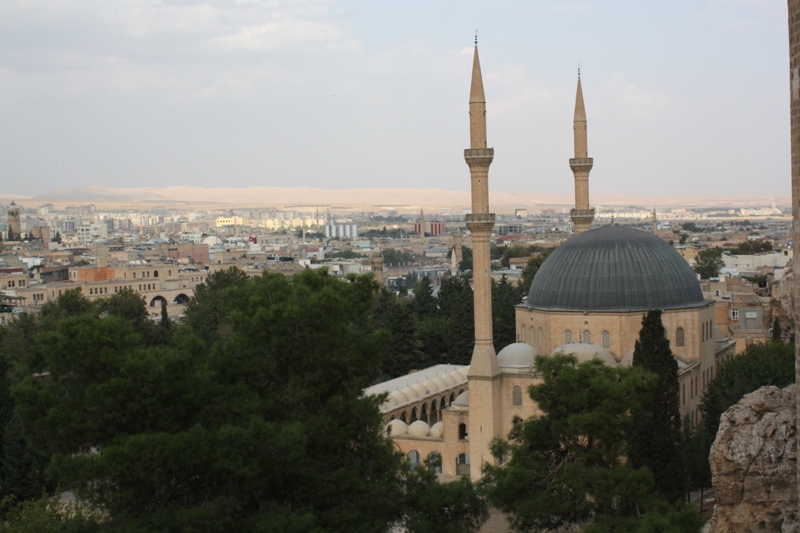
(0, 185, 787, 212)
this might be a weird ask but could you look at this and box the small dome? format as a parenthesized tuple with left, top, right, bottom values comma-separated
(390, 390, 409, 404)
(421, 379, 439, 393)
(620, 349, 634, 367)
(552, 344, 617, 366)
(411, 383, 429, 396)
(386, 419, 408, 436)
(451, 370, 466, 382)
(432, 376, 448, 389)
(408, 420, 431, 437)
(430, 421, 444, 438)
(401, 387, 419, 400)
(453, 390, 470, 407)
(497, 342, 537, 371)
(382, 395, 398, 409)
(441, 373, 456, 386)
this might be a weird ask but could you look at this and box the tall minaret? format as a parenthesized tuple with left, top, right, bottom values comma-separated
(570, 71, 595, 234)
(464, 40, 502, 480)
(419, 208, 426, 237)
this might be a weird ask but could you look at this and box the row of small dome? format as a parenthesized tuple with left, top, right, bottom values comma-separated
(386, 419, 444, 439)
(497, 342, 632, 370)
(381, 368, 469, 410)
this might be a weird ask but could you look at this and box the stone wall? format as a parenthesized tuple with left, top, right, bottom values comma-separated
(709, 385, 798, 532)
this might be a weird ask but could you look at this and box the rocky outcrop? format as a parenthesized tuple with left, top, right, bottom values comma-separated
(709, 384, 798, 533)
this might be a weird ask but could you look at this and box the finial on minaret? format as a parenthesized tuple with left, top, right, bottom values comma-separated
(578, 63, 581, 78)
(474, 28, 478, 45)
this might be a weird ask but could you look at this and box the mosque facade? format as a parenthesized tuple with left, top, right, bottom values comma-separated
(368, 46, 735, 481)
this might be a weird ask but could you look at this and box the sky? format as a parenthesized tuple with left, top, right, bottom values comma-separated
(0, 0, 791, 198)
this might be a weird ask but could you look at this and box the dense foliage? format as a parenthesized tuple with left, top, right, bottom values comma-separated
(630, 310, 685, 503)
(482, 355, 703, 533)
(1, 270, 487, 532)
(700, 340, 795, 439)
(692, 249, 724, 279)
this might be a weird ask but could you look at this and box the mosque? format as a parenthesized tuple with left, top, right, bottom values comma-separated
(365, 44, 736, 481)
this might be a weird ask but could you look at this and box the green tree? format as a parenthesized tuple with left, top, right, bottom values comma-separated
(701, 341, 795, 439)
(692, 249, 724, 279)
(482, 354, 703, 533)
(372, 288, 423, 378)
(629, 310, 685, 503)
(184, 266, 251, 347)
(519, 250, 552, 294)
(438, 276, 474, 365)
(772, 317, 783, 342)
(12, 269, 487, 532)
(413, 276, 438, 319)
(491, 275, 520, 352)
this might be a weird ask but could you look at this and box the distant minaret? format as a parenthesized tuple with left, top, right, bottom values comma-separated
(419, 208, 426, 237)
(454, 228, 463, 265)
(6, 201, 20, 241)
(371, 250, 385, 287)
(652, 207, 658, 234)
(570, 70, 595, 234)
(464, 40, 501, 480)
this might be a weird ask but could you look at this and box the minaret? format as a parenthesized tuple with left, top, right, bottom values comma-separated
(7, 201, 20, 241)
(652, 207, 658, 234)
(570, 71, 595, 234)
(464, 41, 502, 480)
(419, 208, 426, 238)
(454, 229, 463, 265)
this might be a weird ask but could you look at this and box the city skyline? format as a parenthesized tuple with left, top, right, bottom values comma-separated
(0, 0, 790, 198)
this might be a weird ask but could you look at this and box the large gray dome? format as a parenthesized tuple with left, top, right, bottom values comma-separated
(527, 226, 706, 312)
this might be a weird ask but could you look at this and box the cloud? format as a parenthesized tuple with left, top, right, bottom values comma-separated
(603, 72, 670, 107)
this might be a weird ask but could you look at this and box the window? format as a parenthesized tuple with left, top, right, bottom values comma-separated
(564, 329, 573, 344)
(530, 327, 534, 346)
(602, 330, 610, 349)
(407, 450, 421, 470)
(512, 385, 522, 406)
(731, 308, 739, 320)
(582, 330, 592, 344)
(676, 327, 685, 347)
(458, 423, 468, 440)
(539, 328, 544, 349)
(456, 454, 470, 477)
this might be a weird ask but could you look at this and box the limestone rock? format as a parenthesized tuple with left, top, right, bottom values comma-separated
(709, 384, 799, 533)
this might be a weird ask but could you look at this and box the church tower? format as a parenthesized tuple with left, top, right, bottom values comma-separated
(464, 42, 502, 479)
(570, 72, 595, 234)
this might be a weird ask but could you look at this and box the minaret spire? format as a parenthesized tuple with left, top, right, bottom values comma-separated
(463, 42, 500, 480)
(569, 71, 595, 234)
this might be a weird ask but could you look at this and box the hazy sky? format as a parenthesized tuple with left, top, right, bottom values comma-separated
(0, 0, 790, 198)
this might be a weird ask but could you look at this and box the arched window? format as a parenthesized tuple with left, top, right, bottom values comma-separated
(407, 450, 421, 470)
(400, 412, 407, 423)
(564, 329, 573, 344)
(456, 453, 470, 476)
(520, 327, 526, 343)
(512, 385, 522, 406)
(420, 404, 428, 423)
(530, 327, 534, 346)
(676, 327, 685, 347)
(458, 423, 468, 440)
(153, 270, 158, 278)
(449, 393, 455, 404)
(440, 397, 447, 409)
(602, 330, 610, 349)
(427, 452, 442, 474)
(582, 330, 592, 344)
(539, 328, 544, 349)
(411, 407, 418, 422)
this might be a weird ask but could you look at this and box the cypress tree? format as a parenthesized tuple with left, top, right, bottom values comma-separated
(629, 309, 685, 503)
(772, 317, 783, 342)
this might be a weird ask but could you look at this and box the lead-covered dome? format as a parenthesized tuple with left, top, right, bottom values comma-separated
(527, 226, 705, 312)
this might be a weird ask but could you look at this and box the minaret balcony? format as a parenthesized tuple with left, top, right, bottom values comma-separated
(569, 157, 593, 172)
(570, 208, 595, 223)
(464, 148, 495, 164)
(465, 213, 495, 232)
